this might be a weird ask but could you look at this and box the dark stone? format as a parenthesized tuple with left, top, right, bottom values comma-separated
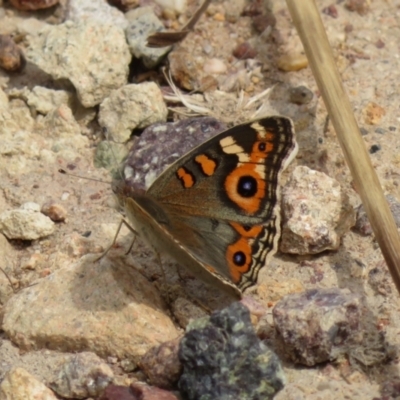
(273, 288, 362, 366)
(178, 302, 285, 400)
(374, 127, 386, 134)
(369, 144, 381, 153)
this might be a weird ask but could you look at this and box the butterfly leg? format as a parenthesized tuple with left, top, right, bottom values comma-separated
(155, 252, 167, 287)
(94, 218, 138, 262)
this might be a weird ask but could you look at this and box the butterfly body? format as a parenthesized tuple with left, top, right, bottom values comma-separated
(115, 117, 297, 299)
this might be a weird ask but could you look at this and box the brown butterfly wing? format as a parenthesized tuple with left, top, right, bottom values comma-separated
(146, 117, 297, 290)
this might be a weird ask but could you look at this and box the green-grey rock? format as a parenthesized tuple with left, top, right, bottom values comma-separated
(178, 302, 285, 400)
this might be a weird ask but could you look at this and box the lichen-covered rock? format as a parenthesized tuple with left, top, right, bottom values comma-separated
(98, 82, 168, 143)
(280, 166, 355, 254)
(121, 117, 226, 191)
(125, 7, 171, 68)
(178, 302, 286, 400)
(273, 288, 362, 366)
(26, 20, 130, 107)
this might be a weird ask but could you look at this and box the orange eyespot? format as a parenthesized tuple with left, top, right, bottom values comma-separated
(224, 166, 266, 214)
(226, 238, 252, 283)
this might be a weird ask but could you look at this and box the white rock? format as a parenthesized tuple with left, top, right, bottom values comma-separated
(125, 7, 171, 68)
(16, 86, 73, 114)
(203, 58, 228, 74)
(280, 166, 355, 255)
(0, 367, 57, 400)
(153, 0, 187, 13)
(26, 20, 131, 107)
(0, 203, 55, 240)
(98, 82, 168, 143)
(67, 0, 128, 29)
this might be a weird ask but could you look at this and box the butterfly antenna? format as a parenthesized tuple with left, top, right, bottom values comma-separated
(58, 169, 112, 185)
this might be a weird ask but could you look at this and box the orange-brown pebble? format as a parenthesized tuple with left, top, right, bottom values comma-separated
(233, 42, 258, 60)
(345, 0, 370, 15)
(0, 35, 25, 72)
(213, 12, 225, 22)
(363, 102, 386, 125)
(277, 53, 308, 72)
(41, 202, 67, 222)
(8, 0, 59, 10)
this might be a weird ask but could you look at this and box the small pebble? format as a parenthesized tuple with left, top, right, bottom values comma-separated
(374, 127, 386, 135)
(345, 0, 370, 15)
(322, 4, 338, 18)
(0, 35, 25, 72)
(363, 102, 386, 125)
(369, 144, 381, 154)
(252, 12, 276, 33)
(289, 85, 313, 105)
(232, 42, 257, 60)
(389, 126, 396, 131)
(277, 53, 308, 72)
(344, 24, 354, 33)
(203, 58, 227, 74)
(360, 127, 368, 135)
(41, 202, 67, 222)
(120, 359, 137, 373)
(140, 337, 182, 388)
(213, 12, 225, 22)
(8, 0, 59, 10)
(375, 39, 385, 49)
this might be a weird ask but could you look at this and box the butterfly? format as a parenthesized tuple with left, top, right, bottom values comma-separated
(113, 117, 297, 300)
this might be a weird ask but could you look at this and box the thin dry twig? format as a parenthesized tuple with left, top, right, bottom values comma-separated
(147, 0, 212, 47)
(286, 0, 400, 295)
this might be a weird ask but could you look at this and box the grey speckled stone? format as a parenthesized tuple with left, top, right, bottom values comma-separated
(273, 288, 362, 366)
(125, 7, 171, 68)
(178, 302, 285, 400)
(121, 117, 227, 192)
